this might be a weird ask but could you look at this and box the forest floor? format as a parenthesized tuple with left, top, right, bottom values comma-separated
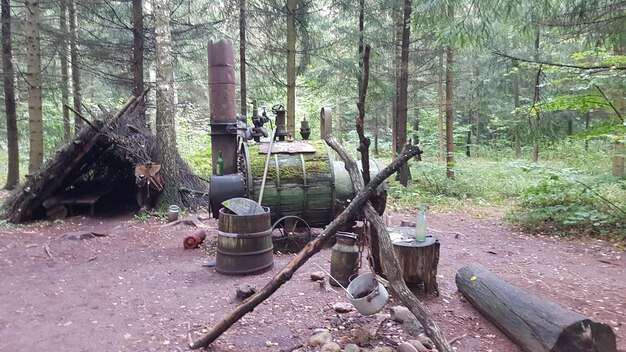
(0, 194, 624, 352)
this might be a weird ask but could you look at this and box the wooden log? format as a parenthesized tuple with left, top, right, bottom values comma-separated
(188, 139, 423, 350)
(456, 264, 616, 352)
(389, 228, 440, 295)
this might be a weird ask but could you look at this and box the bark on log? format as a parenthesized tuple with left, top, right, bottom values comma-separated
(391, 234, 440, 295)
(326, 138, 451, 352)
(189, 138, 422, 349)
(456, 263, 616, 352)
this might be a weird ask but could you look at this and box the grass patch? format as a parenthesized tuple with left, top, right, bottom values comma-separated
(386, 143, 625, 242)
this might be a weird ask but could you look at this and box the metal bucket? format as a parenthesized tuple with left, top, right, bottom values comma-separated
(346, 273, 389, 316)
(216, 207, 274, 275)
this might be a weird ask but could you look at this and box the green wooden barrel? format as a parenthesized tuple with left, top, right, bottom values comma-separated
(216, 207, 274, 275)
(240, 140, 382, 227)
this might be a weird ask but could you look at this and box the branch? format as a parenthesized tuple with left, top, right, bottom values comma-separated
(494, 50, 626, 71)
(66, 105, 101, 132)
(327, 139, 450, 352)
(594, 85, 623, 122)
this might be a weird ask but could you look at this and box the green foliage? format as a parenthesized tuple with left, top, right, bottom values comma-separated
(510, 165, 626, 239)
(387, 141, 625, 242)
(388, 155, 535, 211)
(132, 213, 151, 222)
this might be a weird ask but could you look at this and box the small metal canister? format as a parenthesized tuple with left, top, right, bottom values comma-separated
(168, 205, 180, 222)
(330, 232, 359, 287)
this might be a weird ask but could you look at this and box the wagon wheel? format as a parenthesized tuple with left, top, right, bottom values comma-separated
(271, 216, 312, 253)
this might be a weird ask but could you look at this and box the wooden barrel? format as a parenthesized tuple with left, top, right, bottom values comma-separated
(216, 207, 274, 275)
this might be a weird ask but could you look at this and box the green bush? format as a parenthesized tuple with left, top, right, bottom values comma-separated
(509, 165, 626, 239)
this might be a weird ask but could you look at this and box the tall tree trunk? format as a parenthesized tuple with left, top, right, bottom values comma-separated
(445, 44, 454, 178)
(59, 0, 70, 142)
(335, 82, 342, 143)
(239, 0, 246, 117)
(532, 31, 540, 163)
(391, 3, 401, 157)
(474, 66, 480, 157)
(394, 0, 412, 187)
(25, 0, 43, 173)
(444, 4, 455, 178)
(584, 111, 590, 151)
(2, 0, 18, 188)
(437, 50, 445, 162)
(357, 0, 364, 95)
(154, 0, 181, 206)
(132, 0, 144, 121)
(512, 60, 521, 157)
(412, 40, 419, 146)
(613, 141, 625, 177)
(395, 0, 411, 186)
(69, 0, 82, 131)
(611, 39, 625, 177)
(566, 115, 573, 136)
(514, 127, 522, 157)
(286, 0, 296, 138)
(374, 113, 379, 154)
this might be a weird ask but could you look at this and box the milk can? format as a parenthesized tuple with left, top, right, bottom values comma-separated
(330, 232, 359, 287)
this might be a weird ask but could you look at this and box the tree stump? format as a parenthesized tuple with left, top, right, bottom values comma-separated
(456, 263, 616, 352)
(388, 227, 440, 295)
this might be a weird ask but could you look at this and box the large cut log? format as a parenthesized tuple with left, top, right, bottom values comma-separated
(188, 139, 423, 349)
(456, 264, 616, 352)
(388, 227, 440, 295)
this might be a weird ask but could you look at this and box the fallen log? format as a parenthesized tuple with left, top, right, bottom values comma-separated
(326, 138, 452, 352)
(188, 139, 422, 349)
(456, 263, 616, 352)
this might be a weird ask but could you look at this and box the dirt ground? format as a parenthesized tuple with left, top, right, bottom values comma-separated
(0, 204, 624, 352)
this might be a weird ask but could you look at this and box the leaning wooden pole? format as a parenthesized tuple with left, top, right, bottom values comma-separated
(457, 264, 616, 352)
(189, 139, 422, 350)
(326, 139, 452, 352)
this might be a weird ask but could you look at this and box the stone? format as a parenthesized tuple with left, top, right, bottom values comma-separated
(401, 319, 424, 336)
(313, 328, 330, 334)
(320, 342, 341, 352)
(371, 347, 393, 352)
(344, 343, 360, 352)
(235, 284, 257, 301)
(417, 334, 433, 350)
(330, 316, 343, 327)
(333, 302, 354, 313)
(310, 271, 325, 281)
(308, 331, 332, 347)
(390, 306, 413, 323)
(406, 340, 429, 352)
(397, 342, 418, 352)
(350, 327, 370, 346)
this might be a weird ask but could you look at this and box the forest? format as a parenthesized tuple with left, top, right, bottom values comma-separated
(1, 0, 625, 239)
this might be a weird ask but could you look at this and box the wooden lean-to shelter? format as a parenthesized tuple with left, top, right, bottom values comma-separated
(2, 94, 209, 223)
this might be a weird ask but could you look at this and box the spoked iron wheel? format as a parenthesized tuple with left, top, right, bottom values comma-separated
(271, 216, 312, 253)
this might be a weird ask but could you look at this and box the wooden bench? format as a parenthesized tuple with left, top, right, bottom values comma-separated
(58, 188, 114, 216)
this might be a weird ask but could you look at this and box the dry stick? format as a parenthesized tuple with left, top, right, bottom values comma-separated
(66, 105, 101, 132)
(188, 140, 422, 350)
(594, 84, 623, 122)
(326, 138, 453, 352)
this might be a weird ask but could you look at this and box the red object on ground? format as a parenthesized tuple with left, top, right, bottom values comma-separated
(183, 230, 207, 249)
